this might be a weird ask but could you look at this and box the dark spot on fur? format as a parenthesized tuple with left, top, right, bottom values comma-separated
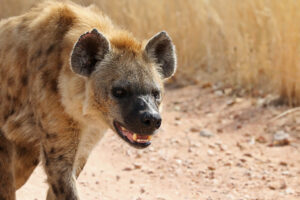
(7, 77, 15, 86)
(46, 44, 55, 54)
(0, 194, 6, 200)
(30, 49, 42, 63)
(12, 97, 18, 105)
(50, 148, 55, 154)
(50, 79, 58, 93)
(21, 75, 28, 86)
(58, 179, 65, 194)
(17, 146, 27, 157)
(37, 60, 47, 70)
(14, 121, 22, 129)
(52, 184, 59, 196)
(58, 155, 64, 161)
(65, 191, 75, 200)
(4, 109, 15, 121)
(46, 133, 57, 139)
(32, 159, 39, 166)
(48, 170, 53, 176)
(41, 70, 50, 87)
(55, 11, 74, 40)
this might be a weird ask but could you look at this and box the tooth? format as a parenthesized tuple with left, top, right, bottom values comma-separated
(133, 134, 137, 141)
(148, 136, 152, 140)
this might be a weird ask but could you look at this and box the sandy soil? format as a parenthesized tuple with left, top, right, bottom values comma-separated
(16, 85, 300, 200)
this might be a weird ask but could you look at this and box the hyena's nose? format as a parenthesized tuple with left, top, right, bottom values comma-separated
(141, 112, 162, 129)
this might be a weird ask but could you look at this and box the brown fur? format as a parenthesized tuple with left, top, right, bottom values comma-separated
(0, 1, 176, 200)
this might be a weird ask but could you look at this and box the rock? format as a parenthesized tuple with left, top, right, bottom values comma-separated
(174, 121, 181, 126)
(224, 88, 233, 95)
(156, 197, 167, 200)
(214, 90, 223, 96)
(174, 105, 181, 111)
(248, 137, 255, 145)
(279, 161, 288, 166)
(190, 126, 201, 133)
(207, 149, 214, 156)
(243, 153, 252, 157)
(236, 142, 245, 150)
(268, 185, 276, 190)
(272, 131, 290, 146)
(226, 99, 236, 106)
(175, 116, 181, 120)
(201, 82, 212, 89)
(123, 167, 132, 171)
(200, 129, 214, 138)
(175, 159, 182, 165)
(285, 188, 294, 195)
(256, 136, 267, 143)
(256, 98, 266, 107)
(133, 163, 142, 169)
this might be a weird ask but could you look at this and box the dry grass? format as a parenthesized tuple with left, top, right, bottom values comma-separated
(1, 0, 300, 105)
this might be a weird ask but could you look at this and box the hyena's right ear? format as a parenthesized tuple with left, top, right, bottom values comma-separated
(145, 31, 177, 79)
(71, 29, 110, 77)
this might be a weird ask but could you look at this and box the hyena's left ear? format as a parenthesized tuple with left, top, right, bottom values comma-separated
(145, 31, 177, 79)
(71, 29, 110, 77)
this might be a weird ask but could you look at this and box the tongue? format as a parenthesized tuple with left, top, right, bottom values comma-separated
(123, 130, 134, 142)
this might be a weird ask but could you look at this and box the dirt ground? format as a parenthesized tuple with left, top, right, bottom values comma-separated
(16, 85, 300, 200)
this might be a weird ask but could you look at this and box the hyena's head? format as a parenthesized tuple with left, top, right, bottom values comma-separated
(70, 29, 176, 148)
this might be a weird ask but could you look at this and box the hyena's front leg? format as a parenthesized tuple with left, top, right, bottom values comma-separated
(41, 124, 80, 200)
(0, 129, 15, 200)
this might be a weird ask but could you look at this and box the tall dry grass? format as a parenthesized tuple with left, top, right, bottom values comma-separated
(1, 0, 300, 105)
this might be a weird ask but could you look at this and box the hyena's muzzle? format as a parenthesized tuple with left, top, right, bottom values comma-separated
(113, 93, 162, 148)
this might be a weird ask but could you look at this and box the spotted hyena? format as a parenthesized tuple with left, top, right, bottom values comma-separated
(0, 1, 176, 200)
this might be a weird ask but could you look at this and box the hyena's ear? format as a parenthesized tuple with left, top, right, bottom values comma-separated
(145, 31, 177, 79)
(71, 29, 110, 77)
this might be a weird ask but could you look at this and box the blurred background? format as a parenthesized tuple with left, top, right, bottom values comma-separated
(1, 0, 300, 199)
(1, 0, 300, 105)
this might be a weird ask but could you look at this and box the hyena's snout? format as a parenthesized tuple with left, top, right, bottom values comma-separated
(125, 95, 162, 135)
(140, 110, 162, 130)
(113, 94, 162, 148)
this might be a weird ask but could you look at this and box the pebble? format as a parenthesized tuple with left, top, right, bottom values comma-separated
(190, 126, 201, 132)
(200, 129, 214, 138)
(175, 159, 183, 165)
(214, 90, 223, 96)
(285, 188, 294, 195)
(156, 197, 167, 200)
(134, 163, 142, 169)
(273, 131, 290, 146)
(207, 149, 214, 156)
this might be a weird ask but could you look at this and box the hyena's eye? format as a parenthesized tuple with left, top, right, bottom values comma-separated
(152, 90, 161, 100)
(112, 87, 127, 98)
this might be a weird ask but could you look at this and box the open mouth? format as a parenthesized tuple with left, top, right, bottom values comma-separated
(113, 121, 152, 148)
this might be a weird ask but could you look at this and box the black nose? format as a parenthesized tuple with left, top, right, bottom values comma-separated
(141, 112, 162, 129)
